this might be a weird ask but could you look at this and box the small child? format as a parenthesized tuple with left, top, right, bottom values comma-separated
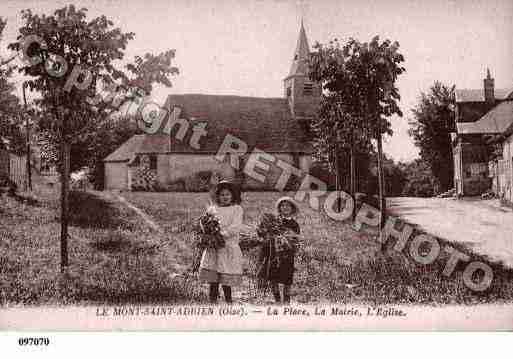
(198, 181, 244, 304)
(257, 196, 300, 304)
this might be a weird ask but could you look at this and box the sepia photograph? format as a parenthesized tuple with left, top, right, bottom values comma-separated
(0, 0, 512, 332)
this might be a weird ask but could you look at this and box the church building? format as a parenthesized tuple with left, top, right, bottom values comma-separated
(103, 22, 320, 191)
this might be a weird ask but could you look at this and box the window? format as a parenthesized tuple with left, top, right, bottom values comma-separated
(303, 82, 313, 96)
(286, 87, 291, 97)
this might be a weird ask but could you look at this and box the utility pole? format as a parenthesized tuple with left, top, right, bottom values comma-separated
(22, 82, 32, 191)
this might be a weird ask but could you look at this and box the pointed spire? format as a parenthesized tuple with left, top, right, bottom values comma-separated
(288, 20, 310, 77)
(484, 67, 495, 103)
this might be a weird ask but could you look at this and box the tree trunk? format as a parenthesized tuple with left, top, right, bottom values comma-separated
(335, 145, 342, 212)
(23, 85, 32, 191)
(60, 138, 70, 272)
(350, 135, 356, 220)
(376, 130, 386, 235)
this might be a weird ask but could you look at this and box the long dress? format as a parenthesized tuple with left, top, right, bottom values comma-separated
(198, 204, 244, 286)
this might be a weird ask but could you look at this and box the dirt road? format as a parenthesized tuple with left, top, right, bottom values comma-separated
(388, 197, 513, 267)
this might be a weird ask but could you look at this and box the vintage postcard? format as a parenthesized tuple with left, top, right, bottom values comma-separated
(1, 0, 513, 332)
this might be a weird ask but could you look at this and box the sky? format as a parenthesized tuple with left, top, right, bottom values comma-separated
(1, 0, 512, 161)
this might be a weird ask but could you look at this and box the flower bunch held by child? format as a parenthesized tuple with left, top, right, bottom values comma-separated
(197, 212, 225, 249)
(256, 197, 301, 304)
(198, 181, 245, 304)
(256, 213, 283, 237)
(256, 213, 299, 254)
(190, 212, 225, 273)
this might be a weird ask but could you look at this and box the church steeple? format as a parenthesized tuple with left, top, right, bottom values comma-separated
(283, 21, 320, 118)
(288, 19, 310, 77)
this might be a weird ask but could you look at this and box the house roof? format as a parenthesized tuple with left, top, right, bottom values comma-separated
(139, 133, 170, 153)
(455, 88, 513, 103)
(456, 100, 513, 134)
(103, 135, 146, 162)
(162, 94, 312, 153)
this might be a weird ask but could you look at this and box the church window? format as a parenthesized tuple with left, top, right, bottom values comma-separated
(303, 82, 313, 95)
(286, 87, 292, 97)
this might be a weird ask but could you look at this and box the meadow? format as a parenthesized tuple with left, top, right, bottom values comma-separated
(1, 188, 513, 306)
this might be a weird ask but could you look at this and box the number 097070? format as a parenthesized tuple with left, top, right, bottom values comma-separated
(18, 337, 50, 346)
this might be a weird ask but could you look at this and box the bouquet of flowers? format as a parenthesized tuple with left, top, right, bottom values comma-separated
(189, 212, 225, 273)
(196, 212, 225, 249)
(256, 213, 284, 238)
(256, 213, 299, 254)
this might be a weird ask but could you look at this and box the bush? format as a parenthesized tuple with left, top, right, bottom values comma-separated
(184, 171, 209, 192)
(402, 180, 434, 197)
(0, 176, 17, 196)
(309, 163, 336, 190)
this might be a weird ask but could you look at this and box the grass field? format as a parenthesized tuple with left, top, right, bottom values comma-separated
(0, 188, 204, 305)
(2, 188, 513, 306)
(122, 191, 513, 305)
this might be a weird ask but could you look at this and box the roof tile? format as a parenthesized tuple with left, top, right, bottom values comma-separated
(455, 88, 513, 103)
(103, 135, 145, 162)
(457, 100, 513, 134)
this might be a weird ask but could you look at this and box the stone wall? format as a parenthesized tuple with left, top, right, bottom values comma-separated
(124, 152, 313, 192)
(242, 153, 295, 190)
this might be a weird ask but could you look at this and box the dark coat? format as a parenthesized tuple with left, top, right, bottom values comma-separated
(256, 217, 300, 285)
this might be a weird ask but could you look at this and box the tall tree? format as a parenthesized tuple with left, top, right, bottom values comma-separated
(309, 37, 405, 224)
(0, 17, 24, 154)
(309, 40, 373, 213)
(9, 5, 178, 271)
(409, 81, 455, 192)
(345, 37, 405, 229)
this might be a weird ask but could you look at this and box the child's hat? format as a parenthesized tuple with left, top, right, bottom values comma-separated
(275, 196, 299, 215)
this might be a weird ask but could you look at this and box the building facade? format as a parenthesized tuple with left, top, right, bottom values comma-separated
(452, 70, 513, 196)
(487, 101, 513, 205)
(104, 23, 319, 191)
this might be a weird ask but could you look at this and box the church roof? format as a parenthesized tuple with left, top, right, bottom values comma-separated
(455, 88, 513, 103)
(104, 23, 315, 162)
(163, 94, 311, 153)
(457, 100, 513, 134)
(104, 93, 312, 161)
(287, 20, 310, 78)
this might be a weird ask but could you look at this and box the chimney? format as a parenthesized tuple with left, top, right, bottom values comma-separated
(484, 68, 495, 104)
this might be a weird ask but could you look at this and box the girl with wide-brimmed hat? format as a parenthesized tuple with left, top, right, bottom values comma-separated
(256, 196, 301, 304)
